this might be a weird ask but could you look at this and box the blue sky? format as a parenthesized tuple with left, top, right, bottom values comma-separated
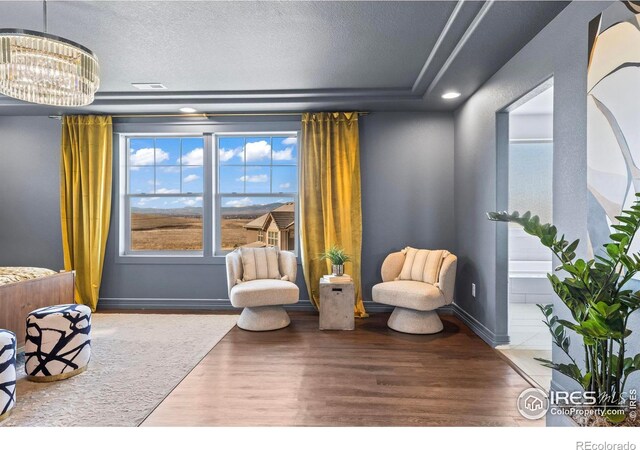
(129, 137, 205, 198)
(131, 196, 203, 210)
(221, 196, 290, 209)
(218, 136, 297, 196)
(129, 136, 297, 209)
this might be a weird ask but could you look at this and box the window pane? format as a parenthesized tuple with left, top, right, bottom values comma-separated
(181, 137, 204, 165)
(272, 166, 297, 193)
(154, 138, 180, 165)
(182, 166, 203, 193)
(219, 166, 245, 193)
(129, 138, 155, 166)
(272, 136, 297, 165)
(130, 196, 203, 251)
(220, 196, 295, 251)
(509, 142, 553, 224)
(244, 137, 272, 165)
(156, 167, 181, 193)
(218, 136, 244, 165)
(244, 166, 270, 193)
(129, 166, 154, 194)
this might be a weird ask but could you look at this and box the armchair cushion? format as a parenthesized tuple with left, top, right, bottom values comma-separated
(398, 247, 450, 285)
(372, 280, 446, 311)
(239, 247, 281, 281)
(230, 279, 299, 308)
(381, 252, 405, 282)
(278, 251, 297, 283)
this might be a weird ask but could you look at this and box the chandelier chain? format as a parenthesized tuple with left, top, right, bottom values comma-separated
(43, 0, 47, 34)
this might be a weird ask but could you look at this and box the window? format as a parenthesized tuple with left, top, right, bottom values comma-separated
(217, 135, 298, 252)
(120, 129, 298, 258)
(126, 136, 204, 253)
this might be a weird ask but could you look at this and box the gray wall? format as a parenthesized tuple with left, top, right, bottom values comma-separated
(360, 112, 455, 298)
(0, 112, 455, 312)
(0, 116, 64, 269)
(454, 0, 637, 394)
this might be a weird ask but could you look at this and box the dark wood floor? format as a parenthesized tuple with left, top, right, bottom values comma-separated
(141, 312, 543, 426)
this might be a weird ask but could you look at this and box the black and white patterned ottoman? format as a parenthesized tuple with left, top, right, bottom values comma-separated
(0, 329, 16, 421)
(25, 304, 92, 382)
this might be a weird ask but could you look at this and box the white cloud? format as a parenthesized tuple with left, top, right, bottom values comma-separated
(272, 147, 294, 161)
(182, 197, 203, 207)
(130, 147, 169, 165)
(237, 174, 268, 183)
(183, 174, 200, 183)
(180, 147, 203, 165)
(279, 182, 291, 189)
(156, 188, 179, 194)
(219, 147, 241, 162)
(159, 166, 180, 173)
(282, 136, 297, 145)
(241, 140, 271, 162)
(224, 197, 253, 208)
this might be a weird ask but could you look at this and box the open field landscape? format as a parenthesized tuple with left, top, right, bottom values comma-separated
(130, 202, 290, 251)
(131, 213, 203, 251)
(130, 212, 255, 251)
(220, 218, 253, 250)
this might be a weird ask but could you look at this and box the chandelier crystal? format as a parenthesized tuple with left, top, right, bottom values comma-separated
(0, 29, 100, 107)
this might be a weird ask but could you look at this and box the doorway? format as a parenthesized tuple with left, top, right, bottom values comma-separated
(497, 83, 553, 391)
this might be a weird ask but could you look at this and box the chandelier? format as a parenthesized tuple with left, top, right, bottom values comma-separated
(0, 1, 100, 107)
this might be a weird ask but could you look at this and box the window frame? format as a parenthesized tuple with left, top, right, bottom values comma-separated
(114, 121, 300, 264)
(123, 133, 210, 257)
(214, 131, 299, 256)
(267, 230, 279, 246)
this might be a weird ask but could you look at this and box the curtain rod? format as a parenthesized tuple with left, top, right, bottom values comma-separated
(48, 112, 369, 120)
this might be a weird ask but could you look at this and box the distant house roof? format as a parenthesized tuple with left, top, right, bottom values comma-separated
(244, 203, 294, 231)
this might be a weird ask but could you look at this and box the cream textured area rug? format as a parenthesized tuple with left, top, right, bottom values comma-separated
(1, 313, 238, 427)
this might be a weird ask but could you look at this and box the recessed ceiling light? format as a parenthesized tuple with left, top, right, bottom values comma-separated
(442, 91, 461, 99)
(179, 107, 198, 113)
(131, 83, 167, 90)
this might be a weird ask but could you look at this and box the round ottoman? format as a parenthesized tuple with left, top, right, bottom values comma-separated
(0, 329, 17, 421)
(25, 304, 92, 382)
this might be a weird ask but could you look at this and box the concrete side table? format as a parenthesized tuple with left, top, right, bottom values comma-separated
(319, 278, 355, 330)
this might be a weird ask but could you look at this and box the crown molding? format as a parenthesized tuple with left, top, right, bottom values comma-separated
(412, 0, 467, 94)
(0, 1, 498, 113)
(424, 0, 495, 99)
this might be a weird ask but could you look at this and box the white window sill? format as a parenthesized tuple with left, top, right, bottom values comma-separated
(115, 255, 226, 265)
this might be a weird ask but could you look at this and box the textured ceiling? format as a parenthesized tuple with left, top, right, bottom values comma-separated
(0, 1, 569, 115)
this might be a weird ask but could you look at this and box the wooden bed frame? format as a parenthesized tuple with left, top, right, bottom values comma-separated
(0, 271, 75, 348)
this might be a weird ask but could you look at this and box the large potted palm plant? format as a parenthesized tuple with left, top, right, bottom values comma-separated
(488, 195, 640, 426)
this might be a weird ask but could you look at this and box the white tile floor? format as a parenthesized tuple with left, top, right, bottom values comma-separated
(497, 303, 552, 392)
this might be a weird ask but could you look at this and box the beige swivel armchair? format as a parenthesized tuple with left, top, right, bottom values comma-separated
(372, 249, 457, 334)
(226, 248, 299, 331)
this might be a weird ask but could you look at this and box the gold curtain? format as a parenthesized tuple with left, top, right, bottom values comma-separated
(300, 112, 367, 317)
(60, 115, 113, 311)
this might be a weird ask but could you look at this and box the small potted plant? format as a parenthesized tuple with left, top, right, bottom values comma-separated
(319, 245, 351, 276)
